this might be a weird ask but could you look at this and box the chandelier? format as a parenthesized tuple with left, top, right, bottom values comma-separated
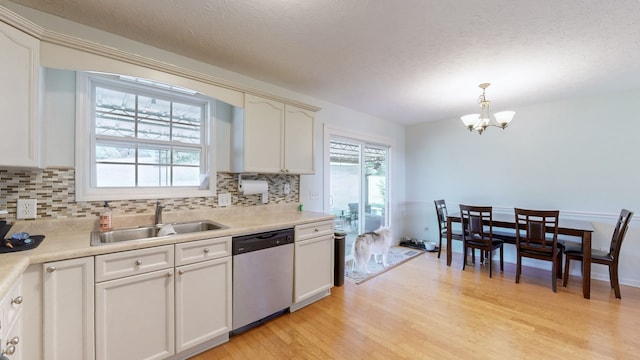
(461, 83, 515, 135)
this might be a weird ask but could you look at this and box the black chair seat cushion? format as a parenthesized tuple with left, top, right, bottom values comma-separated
(565, 247, 613, 262)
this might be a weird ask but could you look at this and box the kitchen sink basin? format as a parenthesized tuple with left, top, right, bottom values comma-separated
(91, 220, 228, 246)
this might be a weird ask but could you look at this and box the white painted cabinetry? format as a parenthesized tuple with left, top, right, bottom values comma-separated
(284, 104, 315, 174)
(292, 220, 334, 311)
(0, 277, 23, 360)
(43, 257, 94, 360)
(174, 236, 232, 353)
(95, 245, 175, 360)
(233, 94, 315, 174)
(0, 21, 41, 168)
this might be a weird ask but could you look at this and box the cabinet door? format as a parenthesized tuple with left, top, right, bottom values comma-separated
(2, 315, 22, 360)
(43, 257, 94, 360)
(243, 94, 285, 173)
(175, 256, 231, 352)
(95, 269, 175, 360)
(294, 234, 334, 303)
(1, 278, 23, 360)
(284, 105, 315, 174)
(0, 21, 41, 168)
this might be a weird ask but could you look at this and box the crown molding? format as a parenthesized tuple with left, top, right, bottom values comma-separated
(0, 5, 320, 112)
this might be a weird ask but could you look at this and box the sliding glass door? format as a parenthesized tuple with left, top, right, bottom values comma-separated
(329, 136, 389, 258)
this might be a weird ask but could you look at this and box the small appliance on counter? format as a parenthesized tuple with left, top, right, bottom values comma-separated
(0, 220, 46, 254)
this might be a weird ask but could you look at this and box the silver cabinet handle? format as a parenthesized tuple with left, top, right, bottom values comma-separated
(11, 296, 22, 305)
(2, 344, 15, 356)
(47, 266, 56, 272)
(166, 271, 173, 277)
(314, 228, 319, 232)
(203, 248, 210, 253)
(135, 259, 143, 266)
(178, 270, 184, 275)
(2, 337, 18, 356)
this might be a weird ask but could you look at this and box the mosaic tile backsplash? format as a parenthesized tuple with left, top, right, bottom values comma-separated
(0, 168, 300, 222)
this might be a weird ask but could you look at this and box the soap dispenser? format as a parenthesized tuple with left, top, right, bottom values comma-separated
(99, 201, 113, 232)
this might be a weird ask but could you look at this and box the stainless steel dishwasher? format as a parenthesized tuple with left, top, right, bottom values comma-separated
(231, 228, 294, 335)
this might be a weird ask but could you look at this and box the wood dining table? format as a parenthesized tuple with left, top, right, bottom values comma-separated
(446, 212, 595, 299)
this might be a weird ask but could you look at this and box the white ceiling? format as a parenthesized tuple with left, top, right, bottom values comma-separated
(8, 0, 640, 125)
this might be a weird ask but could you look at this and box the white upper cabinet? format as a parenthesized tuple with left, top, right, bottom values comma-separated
(233, 94, 315, 174)
(284, 104, 315, 174)
(0, 21, 41, 168)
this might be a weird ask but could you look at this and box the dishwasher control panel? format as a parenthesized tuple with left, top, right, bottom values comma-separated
(232, 228, 294, 255)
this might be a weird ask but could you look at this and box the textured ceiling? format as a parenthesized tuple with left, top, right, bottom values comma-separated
(7, 0, 640, 125)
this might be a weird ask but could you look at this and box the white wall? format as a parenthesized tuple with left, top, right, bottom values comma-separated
(405, 89, 640, 287)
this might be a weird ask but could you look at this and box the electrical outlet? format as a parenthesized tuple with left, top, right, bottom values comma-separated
(217, 193, 231, 207)
(284, 183, 290, 194)
(17, 199, 37, 219)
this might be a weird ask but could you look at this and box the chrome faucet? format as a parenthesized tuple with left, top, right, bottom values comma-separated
(154, 201, 165, 225)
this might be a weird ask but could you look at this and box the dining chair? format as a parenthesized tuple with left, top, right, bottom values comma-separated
(514, 208, 561, 292)
(434, 200, 463, 259)
(562, 209, 633, 298)
(460, 205, 504, 277)
(348, 202, 359, 229)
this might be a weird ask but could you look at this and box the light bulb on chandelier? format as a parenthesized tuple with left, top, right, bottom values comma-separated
(460, 83, 515, 135)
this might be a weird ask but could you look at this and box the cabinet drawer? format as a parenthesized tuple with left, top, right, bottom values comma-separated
(1, 277, 23, 332)
(175, 236, 232, 266)
(295, 220, 334, 242)
(95, 245, 174, 282)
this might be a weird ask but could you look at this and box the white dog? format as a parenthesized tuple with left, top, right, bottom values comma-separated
(351, 227, 392, 274)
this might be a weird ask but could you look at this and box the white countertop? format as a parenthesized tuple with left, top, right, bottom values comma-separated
(0, 204, 334, 299)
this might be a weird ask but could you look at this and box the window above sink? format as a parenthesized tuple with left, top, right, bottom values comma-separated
(75, 72, 217, 201)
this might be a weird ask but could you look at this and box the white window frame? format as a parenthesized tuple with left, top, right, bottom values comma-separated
(75, 72, 216, 201)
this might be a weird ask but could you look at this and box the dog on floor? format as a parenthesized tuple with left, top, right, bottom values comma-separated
(351, 227, 392, 274)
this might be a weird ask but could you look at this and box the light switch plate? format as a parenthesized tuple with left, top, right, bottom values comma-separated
(17, 199, 37, 219)
(218, 193, 231, 207)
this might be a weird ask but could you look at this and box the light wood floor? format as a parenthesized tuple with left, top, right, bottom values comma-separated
(191, 251, 640, 359)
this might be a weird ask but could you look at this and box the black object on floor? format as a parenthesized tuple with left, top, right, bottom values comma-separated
(334, 230, 346, 286)
(399, 240, 438, 252)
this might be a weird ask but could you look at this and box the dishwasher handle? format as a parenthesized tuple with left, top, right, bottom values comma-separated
(232, 228, 294, 255)
(255, 232, 279, 240)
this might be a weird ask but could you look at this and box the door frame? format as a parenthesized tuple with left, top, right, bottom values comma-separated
(323, 124, 393, 231)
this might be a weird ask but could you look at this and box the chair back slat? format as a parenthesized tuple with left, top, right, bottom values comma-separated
(460, 205, 493, 245)
(434, 199, 449, 233)
(515, 208, 559, 254)
(469, 216, 484, 234)
(610, 209, 634, 259)
(527, 221, 546, 243)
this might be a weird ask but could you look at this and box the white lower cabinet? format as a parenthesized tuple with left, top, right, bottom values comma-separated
(93, 238, 232, 360)
(174, 236, 232, 354)
(95, 246, 175, 360)
(292, 221, 334, 311)
(175, 257, 231, 352)
(1, 278, 23, 360)
(43, 257, 94, 360)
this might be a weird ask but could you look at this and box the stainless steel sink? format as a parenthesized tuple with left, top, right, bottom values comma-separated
(91, 220, 228, 246)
